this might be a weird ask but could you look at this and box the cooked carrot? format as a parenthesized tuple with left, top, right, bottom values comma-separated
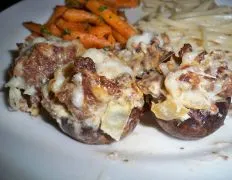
(45, 6, 68, 27)
(65, 0, 86, 8)
(49, 24, 62, 37)
(24, 6, 67, 36)
(63, 31, 112, 48)
(56, 18, 88, 32)
(71, 0, 86, 4)
(89, 25, 112, 38)
(107, 34, 116, 45)
(66, 0, 115, 8)
(63, 9, 103, 25)
(86, 0, 137, 39)
(98, 0, 115, 7)
(98, 0, 139, 8)
(76, 0, 86, 4)
(31, 32, 41, 37)
(115, 0, 139, 8)
(63, 30, 82, 40)
(96, 0, 118, 13)
(80, 34, 113, 48)
(112, 29, 127, 45)
(23, 22, 42, 34)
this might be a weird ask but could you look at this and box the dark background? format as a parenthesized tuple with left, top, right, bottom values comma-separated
(1, 0, 22, 12)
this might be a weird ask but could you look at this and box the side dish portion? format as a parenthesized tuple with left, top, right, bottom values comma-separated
(23, 0, 138, 49)
(139, 0, 232, 53)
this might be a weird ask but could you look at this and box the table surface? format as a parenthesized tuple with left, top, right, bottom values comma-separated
(1, 0, 22, 12)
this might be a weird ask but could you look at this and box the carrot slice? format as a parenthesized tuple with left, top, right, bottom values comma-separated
(63, 9, 103, 25)
(45, 6, 68, 27)
(63, 31, 112, 48)
(49, 24, 62, 37)
(23, 22, 42, 34)
(107, 34, 116, 45)
(86, 0, 137, 39)
(56, 18, 88, 32)
(65, 0, 86, 8)
(112, 29, 127, 45)
(97, 0, 118, 13)
(89, 25, 112, 38)
(98, 0, 139, 8)
(115, 0, 139, 8)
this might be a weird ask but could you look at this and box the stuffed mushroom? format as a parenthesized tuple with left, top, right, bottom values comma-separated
(137, 44, 232, 140)
(5, 36, 85, 115)
(41, 48, 144, 144)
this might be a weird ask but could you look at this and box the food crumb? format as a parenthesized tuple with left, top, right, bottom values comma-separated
(123, 159, 129, 162)
(213, 141, 232, 145)
(107, 152, 119, 160)
(107, 152, 130, 162)
(222, 155, 229, 160)
(211, 151, 229, 160)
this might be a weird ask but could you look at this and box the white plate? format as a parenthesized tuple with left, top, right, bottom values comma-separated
(0, 0, 232, 180)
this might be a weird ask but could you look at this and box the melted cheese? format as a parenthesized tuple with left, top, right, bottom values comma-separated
(50, 69, 65, 93)
(5, 76, 26, 89)
(165, 71, 182, 97)
(180, 90, 211, 109)
(121, 84, 144, 108)
(154, 49, 231, 121)
(126, 32, 154, 51)
(52, 104, 70, 118)
(27, 36, 76, 49)
(5, 76, 36, 110)
(181, 51, 202, 66)
(8, 87, 23, 110)
(24, 86, 36, 96)
(83, 48, 132, 79)
(72, 73, 84, 109)
(165, 68, 213, 110)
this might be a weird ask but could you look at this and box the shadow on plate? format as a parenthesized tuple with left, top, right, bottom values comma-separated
(39, 107, 61, 131)
(140, 110, 165, 134)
